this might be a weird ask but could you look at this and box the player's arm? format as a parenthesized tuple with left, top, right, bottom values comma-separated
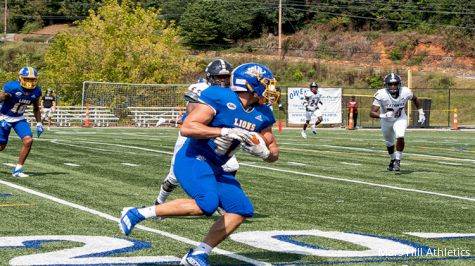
(180, 103, 221, 139)
(32, 100, 42, 123)
(0, 90, 11, 102)
(370, 104, 383, 118)
(260, 126, 279, 163)
(412, 94, 425, 123)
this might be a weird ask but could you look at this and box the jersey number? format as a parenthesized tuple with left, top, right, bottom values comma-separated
(10, 103, 28, 114)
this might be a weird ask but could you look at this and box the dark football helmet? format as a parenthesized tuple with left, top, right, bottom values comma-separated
(309, 82, 318, 93)
(205, 59, 233, 86)
(384, 73, 402, 97)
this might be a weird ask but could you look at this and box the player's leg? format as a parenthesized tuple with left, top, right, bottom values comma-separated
(120, 147, 220, 235)
(182, 172, 252, 265)
(392, 117, 408, 171)
(155, 133, 187, 205)
(312, 110, 323, 134)
(381, 119, 396, 171)
(12, 120, 33, 177)
(301, 112, 312, 138)
(354, 112, 358, 128)
(0, 120, 12, 152)
(47, 109, 52, 129)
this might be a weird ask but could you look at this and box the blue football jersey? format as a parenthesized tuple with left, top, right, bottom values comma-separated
(1, 81, 42, 117)
(186, 85, 275, 166)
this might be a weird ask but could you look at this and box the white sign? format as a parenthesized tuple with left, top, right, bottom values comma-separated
(288, 87, 342, 124)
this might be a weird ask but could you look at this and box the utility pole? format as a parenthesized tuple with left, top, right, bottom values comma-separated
(278, 0, 282, 57)
(4, 0, 7, 39)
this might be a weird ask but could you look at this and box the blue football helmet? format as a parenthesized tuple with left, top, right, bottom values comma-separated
(231, 63, 279, 104)
(18, 67, 39, 90)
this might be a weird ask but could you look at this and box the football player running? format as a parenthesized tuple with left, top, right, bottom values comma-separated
(370, 73, 425, 172)
(119, 63, 280, 266)
(154, 59, 239, 207)
(0, 67, 44, 177)
(301, 81, 323, 138)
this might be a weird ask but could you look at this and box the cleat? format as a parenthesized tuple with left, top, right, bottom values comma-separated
(12, 167, 29, 177)
(156, 117, 166, 127)
(180, 249, 209, 266)
(301, 130, 307, 139)
(387, 160, 395, 171)
(393, 160, 401, 171)
(119, 207, 145, 236)
(311, 125, 317, 135)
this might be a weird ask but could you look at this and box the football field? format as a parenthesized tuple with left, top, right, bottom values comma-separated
(0, 127, 474, 265)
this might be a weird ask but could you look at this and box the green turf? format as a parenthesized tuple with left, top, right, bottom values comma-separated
(0, 127, 473, 265)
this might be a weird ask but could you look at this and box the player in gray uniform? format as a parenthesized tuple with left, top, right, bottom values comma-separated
(154, 59, 239, 206)
(301, 82, 323, 138)
(370, 73, 425, 171)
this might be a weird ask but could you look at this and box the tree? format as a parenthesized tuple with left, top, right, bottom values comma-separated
(44, 0, 196, 84)
(180, 0, 255, 45)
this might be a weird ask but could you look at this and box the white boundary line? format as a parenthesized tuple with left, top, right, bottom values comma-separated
(49, 139, 475, 203)
(240, 163, 475, 202)
(0, 179, 270, 266)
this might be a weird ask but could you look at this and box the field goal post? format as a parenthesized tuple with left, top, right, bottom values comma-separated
(81, 81, 189, 126)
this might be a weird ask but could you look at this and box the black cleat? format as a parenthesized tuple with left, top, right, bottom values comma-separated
(393, 160, 401, 171)
(387, 160, 395, 171)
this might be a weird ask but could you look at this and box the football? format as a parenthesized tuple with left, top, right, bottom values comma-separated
(249, 132, 271, 146)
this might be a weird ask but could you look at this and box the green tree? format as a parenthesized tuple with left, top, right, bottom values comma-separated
(180, 0, 255, 45)
(44, 0, 196, 84)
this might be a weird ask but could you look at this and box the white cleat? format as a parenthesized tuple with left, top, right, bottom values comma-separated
(311, 125, 317, 135)
(12, 167, 29, 177)
(301, 130, 307, 139)
(156, 117, 166, 127)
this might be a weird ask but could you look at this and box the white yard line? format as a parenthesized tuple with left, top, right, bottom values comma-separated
(438, 162, 463, 166)
(340, 162, 362, 166)
(121, 163, 140, 167)
(0, 179, 270, 266)
(64, 163, 80, 167)
(48, 139, 475, 203)
(3, 163, 16, 167)
(240, 163, 475, 203)
(287, 162, 306, 166)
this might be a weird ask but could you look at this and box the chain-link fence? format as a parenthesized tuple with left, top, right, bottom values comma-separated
(276, 87, 475, 129)
(1, 81, 473, 128)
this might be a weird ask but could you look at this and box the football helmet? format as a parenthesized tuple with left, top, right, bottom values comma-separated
(18, 67, 39, 90)
(384, 73, 401, 97)
(205, 59, 233, 86)
(231, 63, 280, 104)
(309, 82, 318, 93)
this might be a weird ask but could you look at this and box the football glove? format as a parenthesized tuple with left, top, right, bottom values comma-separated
(214, 136, 234, 156)
(36, 122, 44, 138)
(241, 134, 270, 159)
(379, 111, 394, 119)
(418, 109, 426, 124)
(220, 127, 251, 142)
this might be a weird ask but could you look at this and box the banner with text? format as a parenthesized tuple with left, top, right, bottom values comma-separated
(288, 87, 342, 124)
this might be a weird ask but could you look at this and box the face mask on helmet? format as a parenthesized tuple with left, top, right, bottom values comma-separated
(384, 73, 402, 97)
(18, 67, 39, 90)
(205, 59, 233, 87)
(231, 63, 280, 104)
(310, 82, 318, 92)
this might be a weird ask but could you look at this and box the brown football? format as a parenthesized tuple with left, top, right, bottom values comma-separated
(249, 132, 270, 146)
